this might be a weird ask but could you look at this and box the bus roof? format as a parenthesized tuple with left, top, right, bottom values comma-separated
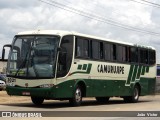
(17, 30, 155, 50)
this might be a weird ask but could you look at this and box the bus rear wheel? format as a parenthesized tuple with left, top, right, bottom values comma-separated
(31, 96, 44, 105)
(124, 85, 140, 103)
(69, 86, 82, 106)
(96, 97, 110, 103)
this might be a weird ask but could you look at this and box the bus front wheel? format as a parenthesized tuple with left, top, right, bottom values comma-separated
(69, 86, 82, 106)
(31, 96, 44, 105)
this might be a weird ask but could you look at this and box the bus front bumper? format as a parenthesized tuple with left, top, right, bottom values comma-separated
(6, 86, 55, 98)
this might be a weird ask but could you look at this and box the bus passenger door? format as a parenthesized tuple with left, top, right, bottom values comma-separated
(55, 35, 74, 98)
(56, 35, 73, 78)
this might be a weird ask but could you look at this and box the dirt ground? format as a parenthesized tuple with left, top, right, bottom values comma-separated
(0, 91, 160, 104)
(0, 91, 31, 104)
(0, 91, 94, 104)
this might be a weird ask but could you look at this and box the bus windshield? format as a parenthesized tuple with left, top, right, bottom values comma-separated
(7, 35, 60, 78)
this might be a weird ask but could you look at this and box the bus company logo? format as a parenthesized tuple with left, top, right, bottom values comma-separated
(97, 64, 125, 74)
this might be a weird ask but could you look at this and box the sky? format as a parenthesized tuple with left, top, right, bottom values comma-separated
(0, 0, 160, 63)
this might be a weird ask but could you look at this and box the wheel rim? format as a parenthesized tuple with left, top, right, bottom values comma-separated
(134, 87, 139, 100)
(75, 88, 81, 103)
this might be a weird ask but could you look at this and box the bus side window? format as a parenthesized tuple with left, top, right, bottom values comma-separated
(117, 45, 123, 62)
(83, 39, 89, 58)
(91, 41, 99, 59)
(104, 43, 111, 61)
(127, 47, 131, 62)
(139, 48, 148, 64)
(75, 38, 83, 57)
(149, 50, 156, 65)
(122, 46, 126, 62)
(111, 44, 116, 61)
(145, 49, 149, 64)
(130, 47, 138, 63)
(75, 37, 89, 58)
(100, 42, 104, 59)
(139, 49, 143, 64)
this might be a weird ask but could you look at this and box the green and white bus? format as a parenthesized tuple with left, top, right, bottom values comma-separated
(5, 30, 156, 106)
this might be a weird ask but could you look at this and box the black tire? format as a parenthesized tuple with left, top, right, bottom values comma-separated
(31, 96, 44, 105)
(69, 86, 82, 106)
(96, 97, 110, 103)
(124, 85, 140, 103)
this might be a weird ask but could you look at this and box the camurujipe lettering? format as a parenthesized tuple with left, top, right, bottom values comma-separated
(97, 64, 124, 74)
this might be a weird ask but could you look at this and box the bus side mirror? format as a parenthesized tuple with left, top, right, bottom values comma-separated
(1, 44, 12, 61)
(2, 48, 5, 60)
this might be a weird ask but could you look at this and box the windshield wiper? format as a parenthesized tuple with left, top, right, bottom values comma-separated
(14, 50, 30, 77)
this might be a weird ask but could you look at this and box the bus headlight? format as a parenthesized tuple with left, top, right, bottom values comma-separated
(39, 84, 54, 88)
(6, 77, 16, 87)
(6, 82, 15, 87)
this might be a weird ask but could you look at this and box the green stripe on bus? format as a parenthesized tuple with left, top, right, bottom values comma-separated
(146, 66, 149, 73)
(136, 66, 142, 79)
(86, 64, 92, 73)
(70, 63, 92, 75)
(131, 65, 138, 82)
(77, 65, 82, 70)
(141, 66, 146, 75)
(126, 65, 134, 85)
(82, 64, 87, 70)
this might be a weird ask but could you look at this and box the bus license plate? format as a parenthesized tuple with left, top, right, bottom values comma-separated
(22, 92, 30, 96)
